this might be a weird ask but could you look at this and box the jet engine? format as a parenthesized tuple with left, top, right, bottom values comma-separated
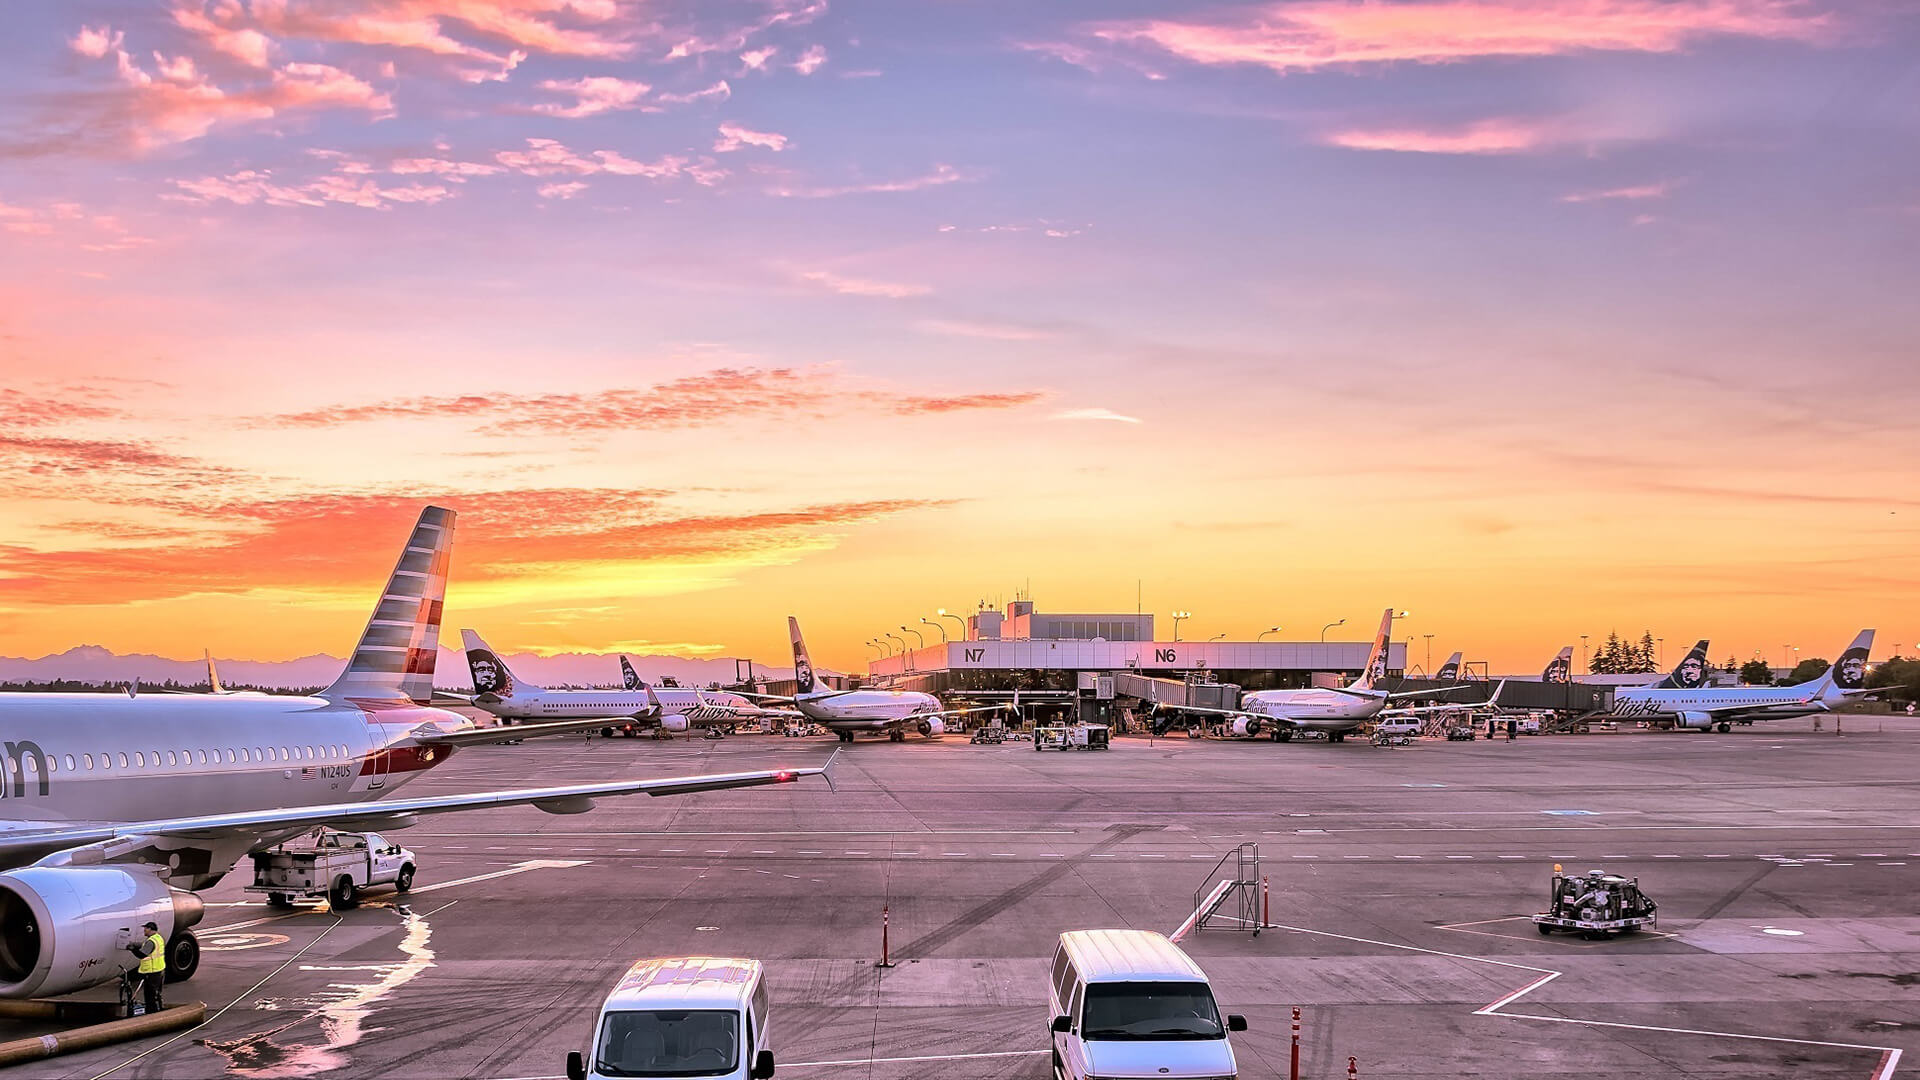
(916, 717, 945, 738)
(659, 714, 689, 733)
(1676, 712, 1714, 730)
(1231, 716, 1263, 738)
(0, 866, 204, 999)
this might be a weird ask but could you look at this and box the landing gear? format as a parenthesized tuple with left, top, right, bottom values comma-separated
(1272, 729, 1292, 743)
(888, 729, 905, 743)
(1716, 722, 1732, 734)
(1186, 725, 1202, 740)
(838, 730, 855, 743)
(1329, 732, 1345, 743)
(164, 929, 199, 983)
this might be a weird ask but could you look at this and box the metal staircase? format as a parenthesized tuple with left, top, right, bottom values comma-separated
(1191, 843, 1262, 934)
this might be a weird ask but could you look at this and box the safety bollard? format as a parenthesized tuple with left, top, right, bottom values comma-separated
(1263, 876, 1272, 929)
(1290, 1007, 1300, 1080)
(877, 904, 895, 968)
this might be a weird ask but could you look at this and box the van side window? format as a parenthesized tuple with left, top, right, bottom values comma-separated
(1067, 981, 1084, 1030)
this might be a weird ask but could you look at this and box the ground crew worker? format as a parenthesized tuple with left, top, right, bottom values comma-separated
(129, 920, 165, 1014)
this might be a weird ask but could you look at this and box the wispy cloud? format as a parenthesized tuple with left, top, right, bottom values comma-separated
(770, 164, 967, 198)
(531, 76, 651, 118)
(792, 44, 827, 75)
(714, 123, 789, 153)
(1078, 0, 1834, 74)
(796, 269, 929, 299)
(1322, 117, 1562, 154)
(537, 181, 588, 200)
(1052, 407, 1142, 424)
(170, 169, 451, 209)
(1560, 179, 1679, 202)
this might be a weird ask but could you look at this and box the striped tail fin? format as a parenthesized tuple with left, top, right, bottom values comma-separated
(1542, 646, 1573, 684)
(1352, 608, 1394, 691)
(1434, 652, 1463, 681)
(320, 505, 454, 705)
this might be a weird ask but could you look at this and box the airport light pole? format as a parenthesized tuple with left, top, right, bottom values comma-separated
(1172, 611, 1191, 641)
(872, 638, 892, 657)
(1581, 635, 1589, 676)
(866, 641, 883, 658)
(900, 625, 924, 649)
(886, 632, 906, 656)
(922, 617, 947, 643)
(1423, 633, 1434, 674)
(936, 608, 968, 642)
(1209, 633, 1227, 642)
(1321, 619, 1345, 642)
(1257, 626, 1283, 641)
(1657, 637, 1665, 668)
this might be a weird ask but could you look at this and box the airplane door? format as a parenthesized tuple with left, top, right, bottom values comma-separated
(366, 737, 389, 791)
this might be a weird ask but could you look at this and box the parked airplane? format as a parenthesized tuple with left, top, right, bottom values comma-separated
(0, 507, 828, 1001)
(1646, 639, 1713, 690)
(756, 617, 1004, 742)
(462, 631, 767, 735)
(620, 655, 800, 728)
(1610, 630, 1879, 732)
(1167, 609, 1472, 743)
(1433, 652, 1464, 681)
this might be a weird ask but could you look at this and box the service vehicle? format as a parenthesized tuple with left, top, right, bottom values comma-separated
(567, 956, 775, 1080)
(1035, 724, 1110, 751)
(1049, 929, 1246, 1080)
(247, 829, 415, 909)
(1532, 866, 1658, 939)
(1445, 725, 1477, 741)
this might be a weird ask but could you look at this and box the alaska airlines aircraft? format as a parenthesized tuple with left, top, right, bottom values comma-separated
(763, 617, 1003, 742)
(462, 631, 767, 735)
(0, 507, 827, 1001)
(620, 655, 800, 727)
(1176, 609, 1470, 743)
(1611, 630, 1878, 732)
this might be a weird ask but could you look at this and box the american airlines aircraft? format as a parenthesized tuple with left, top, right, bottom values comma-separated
(1610, 630, 1878, 732)
(0, 507, 827, 1001)
(1175, 609, 1470, 742)
(462, 630, 768, 735)
(760, 617, 1002, 743)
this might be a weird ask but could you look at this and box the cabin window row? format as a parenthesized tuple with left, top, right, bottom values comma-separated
(15, 743, 358, 775)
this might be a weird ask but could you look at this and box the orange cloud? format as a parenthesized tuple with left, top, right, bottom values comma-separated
(1322, 117, 1560, 154)
(1088, 0, 1834, 73)
(0, 490, 947, 606)
(240, 0, 635, 66)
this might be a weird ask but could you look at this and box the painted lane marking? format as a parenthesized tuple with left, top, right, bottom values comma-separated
(781, 1049, 1050, 1070)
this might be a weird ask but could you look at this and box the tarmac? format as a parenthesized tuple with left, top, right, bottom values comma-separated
(33, 715, 1920, 1079)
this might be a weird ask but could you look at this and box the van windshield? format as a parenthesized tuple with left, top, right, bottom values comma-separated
(595, 1009, 739, 1077)
(1081, 982, 1223, 1040)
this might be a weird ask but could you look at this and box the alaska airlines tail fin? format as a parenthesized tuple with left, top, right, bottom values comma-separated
(1542, 646, 1573, 684)
(1352, 608, 1394, 691)
(205, 649, 224, 695)
(789, 616, 820, 695)
(320, 506, 454, 705)
(1434, 651, 1463, 681)
(1649, 639, 1712, 689)
(461, 627, 538, 698)
(620, 655, 645, 690)
(1795, 629, 1875, 694)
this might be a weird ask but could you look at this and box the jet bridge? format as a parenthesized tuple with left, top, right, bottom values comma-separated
(1109, 672, 1241, 712)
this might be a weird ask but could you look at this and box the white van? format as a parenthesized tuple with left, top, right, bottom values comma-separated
(1049, 930, 1245, 1080)
(567, 957, 775, 1080)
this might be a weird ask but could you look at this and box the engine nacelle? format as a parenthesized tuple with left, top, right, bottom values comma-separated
(1676, 711, 1714, 730)
(1231, 717, 1263, 738)
(917, 718, 945, 737)
(0, 866, 204, 999)
(659, 714, 689, 733)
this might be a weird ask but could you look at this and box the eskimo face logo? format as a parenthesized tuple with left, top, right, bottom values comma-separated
(1544, 657, 1570, 684)
(1364, 655, 1386, 682)
(467, 650, 511, 696)
(1673, 654, 1708, 689)
(794, 655, 814, 690)
(1834, 647, 1869, 690)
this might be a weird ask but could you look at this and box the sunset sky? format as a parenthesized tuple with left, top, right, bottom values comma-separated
(2, 0, 1916, 675)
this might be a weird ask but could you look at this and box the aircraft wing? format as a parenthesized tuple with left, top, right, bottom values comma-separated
(1384, 684, 1478, 701)
(923, 704, 1013, 719)
(1148, 702, 1306, 728)
(2, 758, 836, 868)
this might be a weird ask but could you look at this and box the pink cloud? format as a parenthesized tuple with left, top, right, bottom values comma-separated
(713, 122, 788, 153)
(170, 169, 451, 209)
(1560, 179, 1678, 202)
(792, 44, 827, 75)
(538, 181, 588, 199)
(389, 156, 505, 178)
(70, 25, 122, 59)
(770, 163, 968, 198)
(657, 80, 731, 105)
(172, 4, 274, 67)
(738, 46, 778, 72)
(241, 0, 634, 69)
(531, 76, 651, 118)
(796, 270, 930, 299)
(493, 138, 688, 179)
(913, 319, 1058, 341)
(1322, 117, 1560, 154)
(1082, 0, 1833, 73)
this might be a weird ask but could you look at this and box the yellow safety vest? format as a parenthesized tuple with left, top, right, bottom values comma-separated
(138, 932, 166, 974)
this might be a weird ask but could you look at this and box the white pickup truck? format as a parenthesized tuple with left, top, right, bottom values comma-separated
(248, 830, 417, 909)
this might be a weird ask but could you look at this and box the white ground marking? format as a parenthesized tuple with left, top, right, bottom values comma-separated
(404, 859, 589, 896)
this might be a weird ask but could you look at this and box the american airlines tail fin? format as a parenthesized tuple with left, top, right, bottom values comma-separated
(320, 506, 455, 705)
(1650, 639, 1712, 689)
(1542, 646, 1573, 684)
(461, 627, 538, 698)
(620, 655, 645, 691)
(1352, 608, 1394, 691)
(1796, 629, 1875, 694)
(1434, 651, 1462, 681)
(789, 616, 820, 695)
